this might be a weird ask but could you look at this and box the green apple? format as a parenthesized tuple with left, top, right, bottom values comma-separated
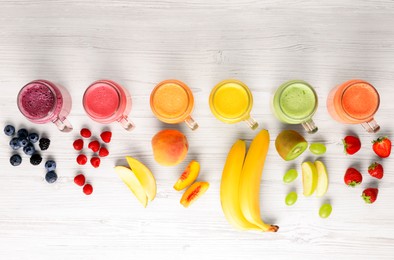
(114, 165, 148, 207)
(315, 161, 329, 197)
(302, 161, 318, 196)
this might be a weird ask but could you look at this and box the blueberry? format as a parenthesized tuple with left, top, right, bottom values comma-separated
(45, 160, 56, 171)
(9, 138, 21, 150)
(28, 133, 39, 143)
(10, 154, 22, 166)
(17, 128, 28, 138)
(23, 143, 35, 156)
(4, 125, 15, 136)
(18, 136, 29, 147)
(45, 171, 58, 183)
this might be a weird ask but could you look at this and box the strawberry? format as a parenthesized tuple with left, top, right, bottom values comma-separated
(74, 174, 86, 186)
(368, 162, 384, 179)
(83, 184, 93, 195)
(362, 188, 378, 204)
(88, 140, 100, 153)
(100, 131, 112, 143)
(342, 136, 361, 155)
(90, 157, 101, 168)
(344, 167, 362, 187)
(76, 154, 88, 165)
(372, 136, 391, 158)
(73, 139, 84, 151)
(98, 147, 109, 157)
(80, 128, 92, 138)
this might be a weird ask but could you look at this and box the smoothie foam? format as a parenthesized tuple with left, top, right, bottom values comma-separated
(20, 83, 57, 119)
(279, 83, 316, 120)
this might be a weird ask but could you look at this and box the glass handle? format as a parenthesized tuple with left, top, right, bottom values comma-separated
(53, 117, 73, 133)
(185, 116, 199, 131)
(361, 118, 380, 133)
(244, 116, 259, 130)
(302, 118, 318, 134)
(118, 115, 135, 131)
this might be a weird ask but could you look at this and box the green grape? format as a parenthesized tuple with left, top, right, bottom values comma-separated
(319, 204, 332, 218)
(309, 143, 327, 155)
(285, 191, 298, 206)
(283, 169, 298, 183)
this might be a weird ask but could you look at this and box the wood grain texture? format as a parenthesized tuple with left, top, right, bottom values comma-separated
(1, 0, 394, 259)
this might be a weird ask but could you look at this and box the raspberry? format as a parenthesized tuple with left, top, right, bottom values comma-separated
(98, 147, 109, 157)
(76, 154, 88, 165)
(80, 128, 92, 138)
(30, 153, 42, 165)
(88, 140, 100, 153)
(74, 174, 86, 186)
(83, 184, 93, 195)
(73, 139, 84, 150)
(90, 157, 101, 168)
(100, 131, 112, 143)
(39, 138, 51, 151)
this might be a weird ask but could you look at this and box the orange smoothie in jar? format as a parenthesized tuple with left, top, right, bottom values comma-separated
(341, 82, 379, 121)
(327, 79, 380, 133)
(327, 80, 379, 123)
(150, 80, 198, 130)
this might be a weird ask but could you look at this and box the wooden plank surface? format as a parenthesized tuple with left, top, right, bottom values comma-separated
(0, 0, 394, 259)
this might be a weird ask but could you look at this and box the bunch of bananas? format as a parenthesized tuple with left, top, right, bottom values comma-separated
(220, 129, 279, 232)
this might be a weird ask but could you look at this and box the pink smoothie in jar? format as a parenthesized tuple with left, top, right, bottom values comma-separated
(83, 80, 134, 130)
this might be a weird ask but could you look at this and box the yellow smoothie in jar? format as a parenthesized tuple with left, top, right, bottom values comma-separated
(209, 80, 255, 127)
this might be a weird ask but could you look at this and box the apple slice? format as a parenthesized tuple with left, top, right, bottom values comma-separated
(114, 166, 148, 207)
(174, 160, 200, 191)
(315, 161, 329, 197)
(126, 156, 157, 201)
(302, 161, 318, 196)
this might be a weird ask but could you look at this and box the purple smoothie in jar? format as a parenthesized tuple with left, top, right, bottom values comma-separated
(17, 80, 73, 132)
(19, 83, 61, 120)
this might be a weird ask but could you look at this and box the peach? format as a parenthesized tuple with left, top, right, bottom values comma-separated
(151, 129, 189, 166)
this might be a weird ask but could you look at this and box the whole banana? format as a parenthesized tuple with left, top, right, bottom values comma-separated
(220, 140, 261, 231)
(239, 129, 279, 232)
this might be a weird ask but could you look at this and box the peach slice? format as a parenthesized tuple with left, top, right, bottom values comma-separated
(180, 181, 209, 208)
(174, 160, 200, 191)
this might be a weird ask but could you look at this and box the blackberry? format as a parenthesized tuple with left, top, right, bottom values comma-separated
(9, 138, 21, 150)
(28, 133, 39, 143)
(17, 129, 28, 138)
(30, 153, 43, 165)
(23, 143, 35, 156)
(45, 160, 56, 172)
(39, 138, 50, 151)
(10, 154, 22, 166)
(45, 171, 58, 183)
(4, 125, 15, 136)
(18, 136, 29, 147)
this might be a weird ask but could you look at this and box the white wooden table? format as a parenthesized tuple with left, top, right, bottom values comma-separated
(1, 1, 394, 259)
